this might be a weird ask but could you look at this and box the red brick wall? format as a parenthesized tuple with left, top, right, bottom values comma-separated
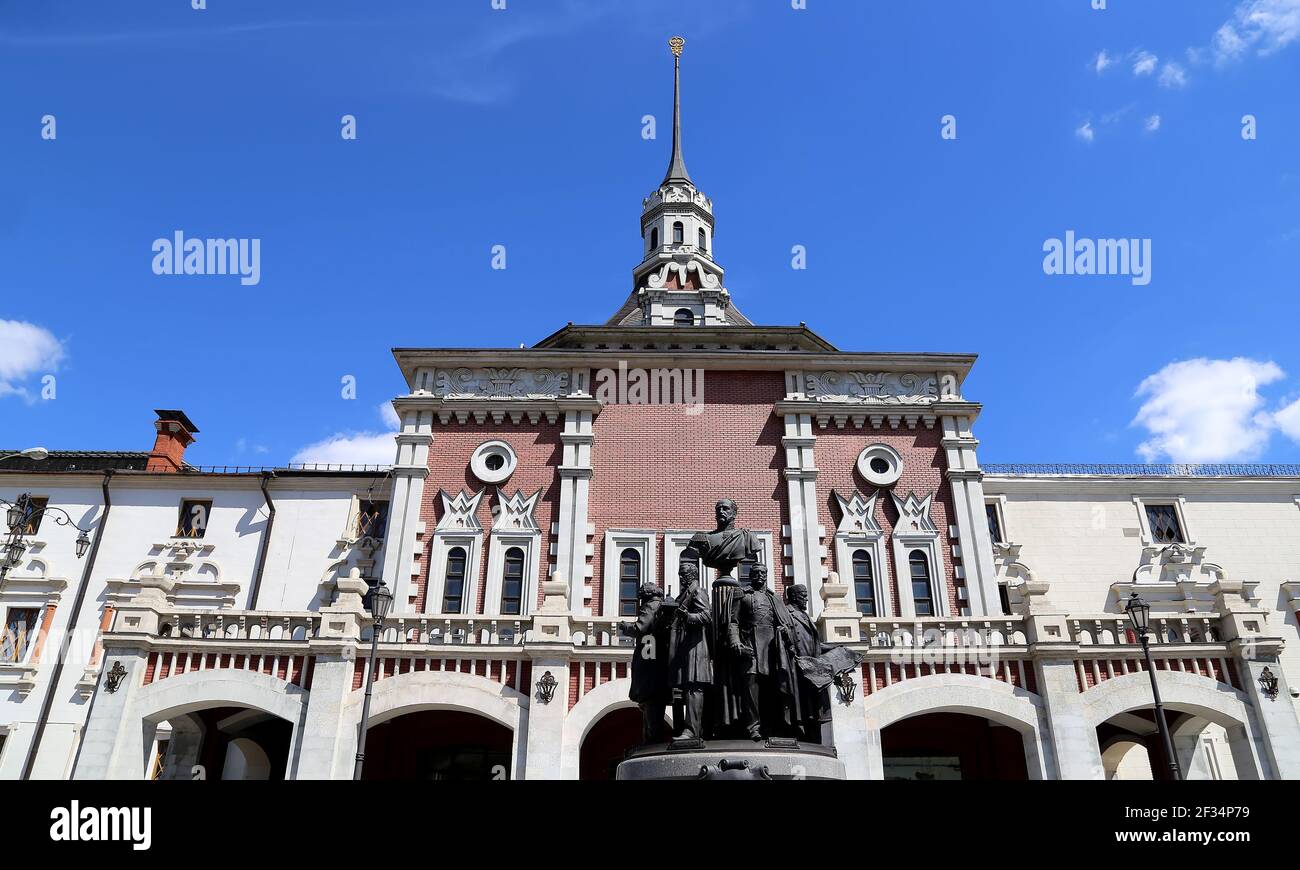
(587, 370, 789, 615)
(419, 422, 563, 613)
(814, 426, 964, 616)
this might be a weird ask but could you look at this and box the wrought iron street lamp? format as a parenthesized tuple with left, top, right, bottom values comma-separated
(0, 492, 94, 582)
(353, 578, 394, 780)
(1124, 592, 1182, 780)
(0, 447, 49, 464)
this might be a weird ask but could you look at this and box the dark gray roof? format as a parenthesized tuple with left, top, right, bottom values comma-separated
(0, 451, 152, 472)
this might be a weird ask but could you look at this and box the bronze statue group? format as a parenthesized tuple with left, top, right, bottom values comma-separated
(618, 499, 860, 746)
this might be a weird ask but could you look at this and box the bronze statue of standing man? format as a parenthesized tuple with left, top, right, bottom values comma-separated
(665, 561, 712, 742)
(727, 563, 800, 741)
(618, 583, 670, 743)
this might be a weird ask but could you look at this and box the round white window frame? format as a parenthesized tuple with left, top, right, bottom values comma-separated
(470, 440, 517, 484)
(856, 443, 903, 487)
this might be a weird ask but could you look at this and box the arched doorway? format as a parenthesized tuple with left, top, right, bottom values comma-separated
(1096, 709, 1242, 781)
(880, 712, 1029, 780)
(1101, 738, 1153, 780)
(154, 706, 292, 781)
(579, 707, 644, 780)
(361, 710, 513, 780)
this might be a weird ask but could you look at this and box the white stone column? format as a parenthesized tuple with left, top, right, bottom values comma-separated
(293, 572, 366, 779)
(1019, 579, 1098, 779)
(555, 404, 595, 614)
(522, 647, 570, 780)
(71, 648, 151, 780)
(381, 403, 432, 611)
(940, 413, 1001, 618)
(782, 410, 825, 615)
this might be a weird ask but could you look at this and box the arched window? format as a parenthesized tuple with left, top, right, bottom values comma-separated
(619, 548, 641, 617)
(852, 550, 876, 617)
(909, 551, 933, 617)
(672, 221, 684, 245)
(698, 228, 707, 252)
(501, 547, 525, 615)
(673, 308, 695, 327)
(442, 546, 467, 614)
(649, 227, 659, 250)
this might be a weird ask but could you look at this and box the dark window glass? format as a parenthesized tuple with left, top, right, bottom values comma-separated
(650, 227, 659, 249)
(698, 228, 707, 251)
(619, 548, 641, 617)
(674, 308, 695, 327)
(357, 499, 388, 538)
(852, 550, 876, 617)
(1146, 504, 1184, 544)
(1, 607, 40, 663)
(176, 499, 212, 538)
(501, 547, 525, 615)
(910, 551, 933, 617)
(442, 547, 467, 614)
(998, 583, 1012, 616)
(985, 502, 1004, 544)
(672, 221, 684, 245)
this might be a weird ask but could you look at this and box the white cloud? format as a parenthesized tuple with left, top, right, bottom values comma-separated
(1144, 114, 1162, 132)
(1075, 120, 1095, 142)
(1132, 358, 1284, 462)
(1213, 0, 1300, 64)
(1276, 395, 1300, 441)
(1132, 50, 1159, 75)
(291, 401, 399, 467)
(1093, 49, 1113, 73)
(0, 319, 65, 402)
(1158, 61, 1188, 87)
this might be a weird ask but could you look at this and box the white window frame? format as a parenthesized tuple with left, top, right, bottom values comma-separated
(892, 536, 947, 619)
(1132, 495, 1193, 547)
(342, 493, 390, 544)
(602, 530, 657, 618)
(984, 496, 1009, 545)
(834, 534, 888, 617)
(483, 532, 541, 618)
(0, 601, 49, 670)
(426, 533, 483, 616)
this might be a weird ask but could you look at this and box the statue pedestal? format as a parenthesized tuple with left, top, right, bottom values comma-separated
(615, 740, 846, 781)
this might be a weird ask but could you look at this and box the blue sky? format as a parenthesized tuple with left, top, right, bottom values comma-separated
(2, 0, 1299, 466)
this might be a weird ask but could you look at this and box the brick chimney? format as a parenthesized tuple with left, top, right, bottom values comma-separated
(146, 409, 199, 472)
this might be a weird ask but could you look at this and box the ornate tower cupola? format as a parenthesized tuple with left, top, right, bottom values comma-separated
(616, 36, 746, 328)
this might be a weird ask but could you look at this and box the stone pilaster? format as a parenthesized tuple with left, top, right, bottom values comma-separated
(782, 407, 825, 615)
(381, 403, 432, 611)
(555, 401, 595, 614)
(293, 572, 366, 779)
(940, 412, 1001, 618)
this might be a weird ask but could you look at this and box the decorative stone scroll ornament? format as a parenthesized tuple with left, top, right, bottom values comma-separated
(432, 368, 571, 400)
(645, 259, 721, 289)
(803, 372, 943, 405)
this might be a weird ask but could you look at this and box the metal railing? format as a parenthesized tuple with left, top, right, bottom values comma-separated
(983, 463, 1300, 478)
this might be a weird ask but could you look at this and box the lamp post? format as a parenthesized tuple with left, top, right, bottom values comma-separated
(1124, 592, 1183, 780)
(0, 492, 92, 583)
(353, 578, 394, 780)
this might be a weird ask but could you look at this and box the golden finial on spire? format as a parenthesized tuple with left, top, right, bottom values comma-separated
(669, 36, 685, 58)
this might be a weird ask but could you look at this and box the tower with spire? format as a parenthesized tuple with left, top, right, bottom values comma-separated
(608, 36, 750, 328)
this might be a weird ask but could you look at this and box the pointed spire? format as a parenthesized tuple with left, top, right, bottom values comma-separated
(662, 36, 692, 185)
